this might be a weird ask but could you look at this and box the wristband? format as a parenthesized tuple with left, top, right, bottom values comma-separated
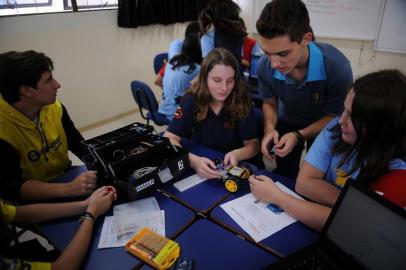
(79, 211, 96, 224)
(292, 130, 304, 145)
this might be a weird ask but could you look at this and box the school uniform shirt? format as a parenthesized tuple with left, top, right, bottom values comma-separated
(158, 39, 184, 78)
(168, 39, 183, 60)
(167, 94, 259, 154)
(202, 33, 256, 62)
(305, 118, 406, 208)
(200, 30, 215, 58)
(0, 97, 87, 201)
(200, 29, 244, 65)
(257, 42, 353, 128)
(158, 63, 200, 120)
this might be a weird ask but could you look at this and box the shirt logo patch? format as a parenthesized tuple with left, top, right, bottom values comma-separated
(335, 168, 350, 188)
(27, 150, 41, 162)
(49, 135, 62, 151)
(174, 106, 183, 119)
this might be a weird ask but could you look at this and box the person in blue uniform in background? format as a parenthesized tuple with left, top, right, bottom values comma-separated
(158, 27, 202, 121)
(198, 0, 247, 67)
(154, 22, 200, 88)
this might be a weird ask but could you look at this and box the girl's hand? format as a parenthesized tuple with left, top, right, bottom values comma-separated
(248, 175, 283, 205)
(224, 149, 240, 167)
(190, 154, 222, 179)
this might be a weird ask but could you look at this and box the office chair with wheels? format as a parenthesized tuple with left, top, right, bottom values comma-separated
(153, 52, 168, 74)
(130, 80, 170, 126)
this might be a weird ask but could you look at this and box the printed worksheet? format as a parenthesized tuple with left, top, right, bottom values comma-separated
(221, 182, 304, 242)
(113, 197, 163, 237)
(98, 211, 165, 249)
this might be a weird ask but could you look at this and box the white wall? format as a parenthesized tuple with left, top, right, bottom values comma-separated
(1, 10, 406, 128)
(316, 38, 406, 79)
(0, 10, 187, 128)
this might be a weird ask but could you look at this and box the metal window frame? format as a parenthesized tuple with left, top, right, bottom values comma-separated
(63, 0, 117, 11)
(0, 0, 52, 10)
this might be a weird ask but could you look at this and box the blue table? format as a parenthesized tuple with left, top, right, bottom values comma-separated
(210, 170, 318, 257)
(40, 166, 195, 269)
(159, 139, 231, 214)
(141, 219, 278, 270)
(160, 170, 231, 215)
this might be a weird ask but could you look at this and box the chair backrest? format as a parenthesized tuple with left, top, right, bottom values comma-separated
(153, 52, 168, 74)
(130, 80, 170, 126)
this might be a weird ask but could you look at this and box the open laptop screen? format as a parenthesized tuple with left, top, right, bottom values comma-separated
(325, 185, 406, 270)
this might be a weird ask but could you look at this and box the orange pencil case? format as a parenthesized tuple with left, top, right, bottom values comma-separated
(125, 227, 180, 269)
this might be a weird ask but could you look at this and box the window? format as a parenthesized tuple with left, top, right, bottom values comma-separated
(0, 0, 117, 17)
(64, 0, 117, 11)
(0, 0, 51, 9)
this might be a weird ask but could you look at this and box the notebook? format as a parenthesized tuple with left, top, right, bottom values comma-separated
(265, 181, 406, 270)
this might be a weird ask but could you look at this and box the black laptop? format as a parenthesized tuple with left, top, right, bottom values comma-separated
(265, 182, 406, 270)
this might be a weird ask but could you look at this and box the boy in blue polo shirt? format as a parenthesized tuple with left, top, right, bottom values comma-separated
(256, 0, 353, 179)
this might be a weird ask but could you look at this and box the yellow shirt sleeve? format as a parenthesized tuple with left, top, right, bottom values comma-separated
(1, 258, 51, 270)
(27, 261, 52, 270)
(21, 261, 51, 270)
(0, 199, 16, 224)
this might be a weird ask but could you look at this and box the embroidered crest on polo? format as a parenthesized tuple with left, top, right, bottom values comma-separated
(27, 150, 41, 161)
(174, 106, 183, 119)
(224, 121, 232, 128)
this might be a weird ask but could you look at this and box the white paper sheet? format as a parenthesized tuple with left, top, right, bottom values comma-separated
(173, 173, 207, 192)
(220, 182, 304, 242)
(113, 197, 163, 237)
(98, 211, 165, 249)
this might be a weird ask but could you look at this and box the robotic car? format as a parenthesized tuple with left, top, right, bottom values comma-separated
(222, 164, 252, 193)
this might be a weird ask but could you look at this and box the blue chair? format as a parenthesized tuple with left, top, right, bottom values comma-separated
(130, 80, 170, 126)
(153, 52, 168, 74)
